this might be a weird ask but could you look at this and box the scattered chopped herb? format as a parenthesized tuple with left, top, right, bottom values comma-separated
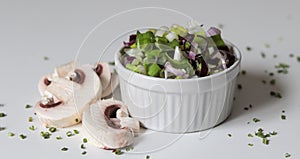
(82, 151, 87, 155)
(246, 46, 252, 51)
(66, 131, 74, 137)
(249, 104, 253, 108)
(254, 128, 274, 145)
(109, 61, 115, 66)
(28, 116, 33, 122)
(297, 56, 300, 62)
(0, 127, 6, 131)
(29, 125, 36, 131)
(275, 63, 289, 74)
(248, 133, 253, 137)
(261, 52, 266, 58)
(285, 153, 291, 158)
(0, 112, 7, 117)
(146, 155, 151, 159)
(25, 104, 32, 109)
(125, 146, 134, 151)
(56, 136, 63, 140)
(83, 138, 88, 143)
(269, 131, 277, 136)
(248, 143, 254, 147)
(273, 54, 277, 58)
(281, 115, 286, 120)
(34, 112, 37, 115)
(253, 118, 261, 123)
(262, 138, 269, 145)
(8, 132, 15, 137)
(244, 107, 249, 110)
(75, 118, 79, 123)
(282, 110, 285, 113)
(81, 144, 86, 149)
(61, 147, 68, 151)
(270, 79, 276, 85)
(270, 91, 282, 98)
(289, 53, 294, 58)
(228, 134, 232, 137)
(269, 72, 274, 76)
(49, 127, 57, 133)
(43, 56, 49, 61)
(19, 134, 27, 139)
(241, 70, 246, 75)
(40, 131, 51, 139)
(73, 129, 79, 134)
(262, 80, 267, 84)
(247, 121, 250, 124)
(237, 84, 242, 90)
(264, 43, 270, 48)
(113, 149, 124, 155)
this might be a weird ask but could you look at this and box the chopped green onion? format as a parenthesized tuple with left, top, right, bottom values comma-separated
(297, 56, 300, 62)
(82, 151, 87, 155)
(270, 91, 282, 98)
(19, 134, 27, 139)
(227, 134, 232, 137)
(246, 46, 252, 51)
(289, 54, 294, 58)
(0, 112, 7, 117)
(275, 63, 289, 74)
(146, 155, 151, 159)
(43, 56, 49, 61)
(28, 117, 33, 122)
(108, 61, 115, 66)
(66, 131, 73, 137)
(248, 143, 254, 147)
(73, 129, 79, 134)
(269, 131, 278, 136)
(61, 147, 68, 151)
(282, 110, 285, 113)
(29, 125, 35, 131)
(241, 70, 246, 75)
(49, 127, 57, 133)
(56, 136, 62, 140)
(25, 104, 32, 109)
(281, 115, 286, 120)
(261, 52, 266, 58)
(113, 149, 124, 155)
(269, 72, 274, 76)
(81, 144, 86, 149)
(40, 131, 51, 139)
(285, 153, 291, 158)
(249, 104, 253, 108)
(237, 84, 242, 90)
(244, 107, 249, 110)
(253, 118, 260, 123)
(75, 118, 79, 123)
(125, 146, 134, 151)
(8, 132, 15, 137)
(262, 138, 269, 145)
(248, 133, 253, 137)
(83, 138, 88, 143)
(0, 127, 6, 131)
(270, 79, 276, 85)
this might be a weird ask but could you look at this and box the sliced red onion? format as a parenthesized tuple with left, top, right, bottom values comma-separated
(122, 56, 136, 65)
(123, 34, 136, 47)
(164, 62, 188, 78)
(207, 27, 221, 37)
(189, 51, 196, 60)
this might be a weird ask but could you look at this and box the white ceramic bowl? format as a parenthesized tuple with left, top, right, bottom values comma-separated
(115, 43, 241, 133)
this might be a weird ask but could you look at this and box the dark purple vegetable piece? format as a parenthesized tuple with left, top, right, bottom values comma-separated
(123, 34, 137, 47)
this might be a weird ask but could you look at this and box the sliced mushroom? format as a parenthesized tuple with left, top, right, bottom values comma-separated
(38, 74, 53, 96)
(53, 61, 75, 77)
(94, 62, 111, 92)
(101, 73, 119, 98)
(82, 99, 140, 149)
(35, 64, 102, 128)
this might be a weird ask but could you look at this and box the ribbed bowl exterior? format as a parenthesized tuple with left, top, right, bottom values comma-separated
(116, 44, 241, 133)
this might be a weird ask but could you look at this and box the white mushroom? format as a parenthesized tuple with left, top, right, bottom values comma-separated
(53, 61, 75, 78)
(35, 64, 102, 128)
(38, 74, 53, 96)
(102, 73, 119, 98)
(82, 99, 140, 149)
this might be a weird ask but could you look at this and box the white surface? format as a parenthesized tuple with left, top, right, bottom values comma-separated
(0, 0, 300, 159)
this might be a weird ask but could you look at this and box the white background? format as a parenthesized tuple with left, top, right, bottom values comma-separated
(0, 0, 299, 158)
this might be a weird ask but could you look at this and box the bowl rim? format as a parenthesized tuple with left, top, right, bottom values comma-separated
(115, 41, 241, 83)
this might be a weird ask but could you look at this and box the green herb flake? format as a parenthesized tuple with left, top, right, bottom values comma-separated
(261, 52, 266, 58)
(282, 110, 285, 113)
(270, 79, 276, 85)
(25, 104, 32, 109)
(43, 56, 49, 61)
(262, 138, 269, 145)
(273, 54, 278, 58)
(49, 127, 57, 133)
(66, 131, 74, 137)
(28, 116, 33, 122)
(270, 91, 282, 98)
(241, 70, 246, 75)
(248, 133, 253, 137)
(237, 84, 242, 90)
(228, 134, 232, 137)
(113, 149, 124, 155)
(82, 151, 87, 155)
(253, 118, 261, 123)
(56, 136, 62, 140)
(146, 155, 151, 159)
(80, 144, 86, 149)
(125, 146, 134, 151)
(285, 153, 291, 158)
(29, 125, 36, 131)
(108, 61, 115, 66)
(269, 72, 274, 76)
(0, 127, 6, 131)
(19, 134, 27, 139)
(246, 46, 252, 51)
(297, 56, 300, 62)
(40, 131, 51, 139)
(248, 143, 254, 147)
(281, 115, 286, 120)
(73, 129, 79, 134)
(244, 107, 249, 110)
(83, 138, 88, 143)
(61, 147, 68, 151)
(275, 63, 289, 74)
(75, 118, 79, 123)
(269, 131, 278, 136)
(0, 112, 7, 117)
(289, 53, 294, 58)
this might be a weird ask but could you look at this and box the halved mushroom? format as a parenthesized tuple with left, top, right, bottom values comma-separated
(35, 64, 102, 128)
(82, 99, 140, 149)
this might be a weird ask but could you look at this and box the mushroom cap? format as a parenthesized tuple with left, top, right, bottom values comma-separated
(38, 74, 53, 96)
(53, 61, 75, 78)
(35, 64, 102, 128)
(82, 99, 139, 149)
